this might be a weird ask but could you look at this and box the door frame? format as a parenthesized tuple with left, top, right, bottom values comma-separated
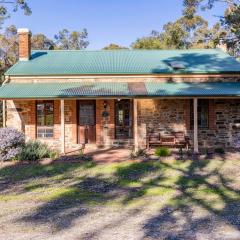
(77, 100, 96, 144)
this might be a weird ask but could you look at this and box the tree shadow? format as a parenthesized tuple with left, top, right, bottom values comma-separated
(10, 160, 166, 232)
(155, 51, 240, 74)
(1, 157, 240, 237)
(142, 159, 240, 239)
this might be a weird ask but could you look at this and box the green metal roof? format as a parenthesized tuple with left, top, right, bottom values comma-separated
(1, 82, 240, 99)
(5, 49, 240, 76)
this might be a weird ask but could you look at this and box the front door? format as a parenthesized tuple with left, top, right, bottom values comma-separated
(78, 100, 96, 144)
(115, 99, 133, 139)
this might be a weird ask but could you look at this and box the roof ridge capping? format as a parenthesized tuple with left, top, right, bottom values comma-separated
(31, 48, 226, 52)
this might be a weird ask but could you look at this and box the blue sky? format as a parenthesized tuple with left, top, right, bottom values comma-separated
(2, 0, 227, 49)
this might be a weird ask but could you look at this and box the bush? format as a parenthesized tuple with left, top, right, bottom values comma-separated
(155, 147, 171, 157)
(214, 148, 225, 154)
(0, 128, 25, 161)
(18, 141, 57, 161)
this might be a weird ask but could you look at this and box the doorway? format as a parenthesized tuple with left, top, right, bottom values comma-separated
(77, 100, 96, 144)
(115, 99, 133, 139)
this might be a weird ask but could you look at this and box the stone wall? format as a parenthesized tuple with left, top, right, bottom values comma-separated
(6, 98, 240, 152)
(137, 98, 240, 151)
(96, 99, 115, 147)
(137, 99, 187, 149)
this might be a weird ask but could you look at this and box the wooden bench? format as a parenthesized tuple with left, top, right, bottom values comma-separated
(147, 131, 190, 150)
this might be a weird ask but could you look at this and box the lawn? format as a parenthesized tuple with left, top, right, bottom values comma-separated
(0, 158, 240, 239)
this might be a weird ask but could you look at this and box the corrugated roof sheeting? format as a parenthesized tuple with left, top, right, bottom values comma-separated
(1, 82, 240, 99)
(5, 49, 240, 76)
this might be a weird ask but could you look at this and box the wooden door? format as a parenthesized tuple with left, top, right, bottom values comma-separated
(78, 101, 96, 144)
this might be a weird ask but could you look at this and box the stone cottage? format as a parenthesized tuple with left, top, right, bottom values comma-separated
(1, 28, 240, 154)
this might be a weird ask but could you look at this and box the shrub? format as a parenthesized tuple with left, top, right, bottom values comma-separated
(155, 147, 171, 157)
(18, 141, 55, 161)
(214, 148, 225, 155)
(0, 128, 25, 161)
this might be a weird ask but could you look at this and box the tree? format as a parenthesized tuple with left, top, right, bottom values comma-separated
(132, 21, 189, 50)
(31, 34, 55, 50)
(0, 0, 31, 27)
(0, 25, 18, 127)
(183, 0, 240, 55)
(191, 22, 228, 48)
(103, 43, 128, 50)
(132, 31, 164, 49)
(0, 25, 18, 73)
(132, 15, 222, 50)
(54, 29, 89, 50)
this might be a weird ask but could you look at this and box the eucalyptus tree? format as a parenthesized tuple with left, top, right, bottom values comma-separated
(0, 0, 31, 27)
(54, 29, 89, 50)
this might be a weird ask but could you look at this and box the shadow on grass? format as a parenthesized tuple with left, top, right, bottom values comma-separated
(1, 156, 240, 237)
(13, 161, 164, 231)
(142, 159, 240, 239)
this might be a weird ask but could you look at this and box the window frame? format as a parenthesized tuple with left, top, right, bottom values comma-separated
(190, 99, 209, 130)
(36, 101, 54, 138)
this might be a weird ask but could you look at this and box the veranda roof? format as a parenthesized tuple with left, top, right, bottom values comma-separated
(1, 82, 240, 99)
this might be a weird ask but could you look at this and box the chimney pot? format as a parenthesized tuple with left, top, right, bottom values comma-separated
(18, 28, 31, 61)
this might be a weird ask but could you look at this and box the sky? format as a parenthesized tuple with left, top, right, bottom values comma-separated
(2, 0, 227, 50)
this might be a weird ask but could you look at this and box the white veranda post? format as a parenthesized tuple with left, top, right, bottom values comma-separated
(133, 99, 138, 152)
(193, 98, 199, 154)
(61, 99, 65, 154)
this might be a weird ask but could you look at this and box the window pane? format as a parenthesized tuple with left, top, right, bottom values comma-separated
(79, 104, 95, 126)
(37, 103, 45, 126)
(190, 99, 209, 129)
(36, 101, 54, 138)
(45, 102, 54, 126)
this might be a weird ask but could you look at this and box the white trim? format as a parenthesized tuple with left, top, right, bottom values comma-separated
(19, 57, 30, 61)
(17, 28, 30, 34)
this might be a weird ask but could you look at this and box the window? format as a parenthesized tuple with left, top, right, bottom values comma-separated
(190, 99, 209, 129)
(36, 101, 54, 138)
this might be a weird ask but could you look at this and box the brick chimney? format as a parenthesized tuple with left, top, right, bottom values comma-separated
(17, 28, 31, 61)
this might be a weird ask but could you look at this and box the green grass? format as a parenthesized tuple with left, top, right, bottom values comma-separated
(0, 159, 239, 211)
